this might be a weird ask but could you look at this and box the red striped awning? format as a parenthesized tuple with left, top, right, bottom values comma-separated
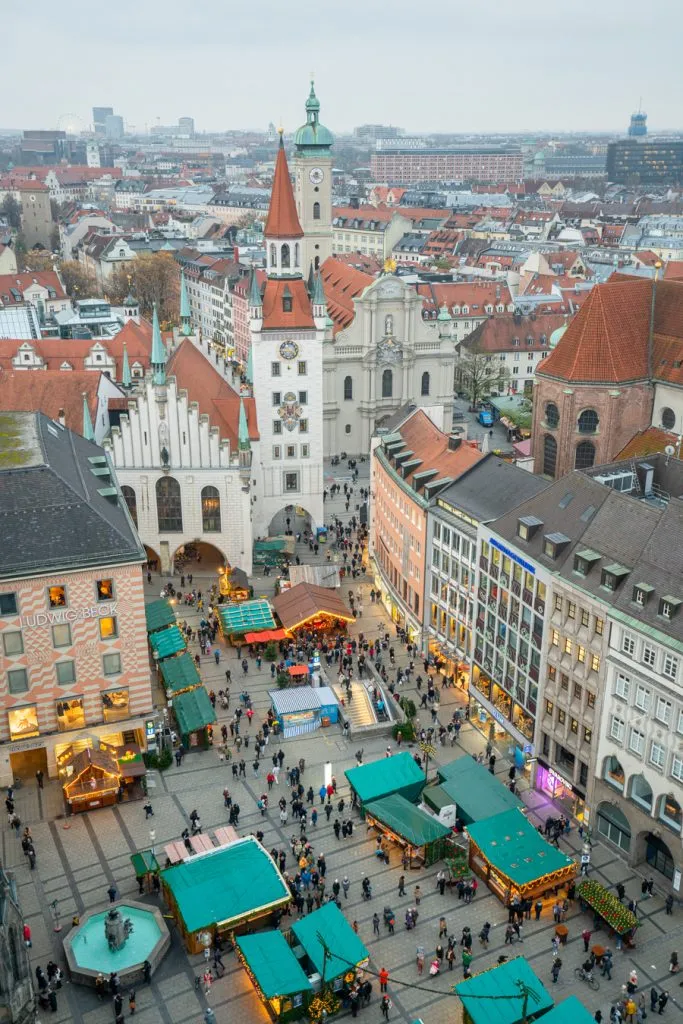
(244, 628, 287, 643)
(287, 665, 309, 677)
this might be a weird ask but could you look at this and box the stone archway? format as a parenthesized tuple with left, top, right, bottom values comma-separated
(172, 541, 229, 575)
(637, 830, 676, 881)
(144, 545, 161, 573)
(267, 503, 316, 539)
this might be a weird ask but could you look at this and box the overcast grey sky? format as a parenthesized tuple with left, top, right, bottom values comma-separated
(5, 0, 682, 135)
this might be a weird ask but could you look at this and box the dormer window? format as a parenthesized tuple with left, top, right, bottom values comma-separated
(513, 337, 520, 346)
(517, 515, 543, 541)
(659, 596, 681, 620)
(282, 295, 292, 313)
(601, 563, 629, 592)
(573, 548, 600, 577)
(543, 532, 570, 560)
(632, 583, 654, 607)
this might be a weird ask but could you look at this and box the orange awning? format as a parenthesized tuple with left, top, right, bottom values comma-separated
(288, 665, 309, 677)
(244, 628, 287, 643)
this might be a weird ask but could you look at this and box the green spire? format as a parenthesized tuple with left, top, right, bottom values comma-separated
(306, 79, 321, 114)
(121, 340, 132, 387)
(82, 392, 94, 441)
(180, 270, 191, 335)
(307, 262, 315, 296)
(248, 268, 262, 309)
(151, 304, 167, 385)
(238, 398, 250, 450)
(312, 270, 326, 309)
(246, 344, 254, 384)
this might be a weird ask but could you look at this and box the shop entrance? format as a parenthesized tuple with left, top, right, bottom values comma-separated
(10, 746, 48, 783)
(644, 832, 675, 880)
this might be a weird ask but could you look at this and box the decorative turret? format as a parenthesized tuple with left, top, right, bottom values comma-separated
(312, 271, 328, 329)
(82, 393, 94, 441)
(248, 268, 263, 333)
(264, 132, 304, 277)
(436, 301, 453, 339)
(150, 304, 167, 386)
(179, 270, 192, 337)
(121, 340, 132, 388)
(123, 291, 139, 324)
(294, 80, 334, 155)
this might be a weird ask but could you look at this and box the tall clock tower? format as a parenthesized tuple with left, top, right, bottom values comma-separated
(294, 81, 334, 275)
(248, 132, 328, 539)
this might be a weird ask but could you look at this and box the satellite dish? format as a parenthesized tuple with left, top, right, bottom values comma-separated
(665, 445, 675, 456)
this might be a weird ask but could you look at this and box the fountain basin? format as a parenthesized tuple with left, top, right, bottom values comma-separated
(64, 900, 170, 987)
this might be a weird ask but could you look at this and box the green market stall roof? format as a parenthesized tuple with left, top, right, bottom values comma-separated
(148, 624, 186, 660)
(436, 756, 524, 823)
(467, 809, 574, 888)
(291, 901, 369, 982)
(576, 880, 639, 935)
(219, 599, 276, 635)
(159, 652, 201, 694)
(145, 598, 176, 634)
(172, 687, 216, 736)
(365, 793, 451, 848)
(345, 752, 425, 805)
(236, 931, 312, 999)
(455, 956, 553, 1024)
(130, 850, 160, 878)
(161, 836, 290, 934)
(421, 784, 454, 813)
(536, 997, 595, 1024)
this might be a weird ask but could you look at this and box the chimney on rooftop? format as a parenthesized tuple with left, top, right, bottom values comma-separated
(57, 408, 66, 426)
(447, 436, 461, 451)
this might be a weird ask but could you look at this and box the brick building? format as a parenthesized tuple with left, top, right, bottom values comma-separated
(370, 147, 523, 185)
(0, 412, 153, 788)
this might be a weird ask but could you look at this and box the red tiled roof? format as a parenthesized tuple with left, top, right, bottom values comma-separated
(0, 368, 100, 432)
(261, 278, 314, 331)
(615, 427, 682, 460)
(263, 140, 303, 240)
(0, 270, 66, 303)
(320, 257, 373, 334)
(0, 319, 152, 378)
(633, 250, 663, 267)
(330, 252, 382, 274)
(467, 313, 567, 353)
(333, 205, 397, 224)
(166, 339, 259, 444)
(388, 409, 484, 488)
(663, 261, 683, 281)
(416, 281, 511, 311)
(537, 278, 683, 384)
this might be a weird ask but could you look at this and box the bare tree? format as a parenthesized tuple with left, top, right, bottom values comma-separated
(457, 351, 510, 408)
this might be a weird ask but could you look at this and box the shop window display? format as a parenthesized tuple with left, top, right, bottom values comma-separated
(102, 688, 129, 723)
(8, 705, 39, 740)
(56, 698, 86, 732)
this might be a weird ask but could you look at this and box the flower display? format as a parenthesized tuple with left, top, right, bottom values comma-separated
(577, 880, 639, 934)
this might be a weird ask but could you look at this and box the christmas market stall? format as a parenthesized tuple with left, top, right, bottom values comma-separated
(467, 809, 576, 903)
(345, 752, 425, 816)
(61, 747, 123, 814)
(171, 687, 216, 750)
(148, 624, 186, 661)
(161, 836, 291, 953)
(218, 600, 277, 644)
(430, 756, 524, 826)
(236, 931, 312, 1022)
(455, 956, 553, 1024)
(272, 582, 354, 636)
(269, 686, 339, 737)
(218, 566, 252, 602)
(576, 880, 639, 944)
(145, 598, 177, 634)
(535, 997, 596, 1024)
(290, 902, 370, 1005)
(159, 652, 202, 696)
(364, 792, 451, 867)
(130, 849, 161, 894)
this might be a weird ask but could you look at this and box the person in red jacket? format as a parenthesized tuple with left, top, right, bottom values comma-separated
(379, 967, 389, 992)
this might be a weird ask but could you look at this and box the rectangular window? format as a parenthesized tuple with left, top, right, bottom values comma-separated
(590, 653, 600, 672)
(650, 742, 666, 770)
(554, 595, 563, 612)
(284, 472, 299, 493)
(577, 644, 586, 663)
(299, 419, 308, 433)
(0, 593, 18, 616)
(103, 652, 122, 676)
(610, 715, 625, 742)
(663, 653, 678, 680)
(286, 445, 296, 458)
(272, 445, 281, 460)
(271, 362, 281, 377)
(545, 700, 554, 715)
(561, 673, 569, 691)
(672, 756, 683, 782)
(557, 709, 566, 725)
(102, 688, 129, 723)
(56, 697, 85, 732)
(642, 644, 656, 668)
(548, 665, 557, 683)
(580, 609, 590, 627)
(7, 668, 29, 694)
(55, 661, 76, 685)
(595, 617, 604, 636)
(48, 585, 67, 608)
(567, 602, 576, 619)
(634, 684, 650, 712)
(583, 726, 592, 744)
(2, 631, 23, 656)
(551, 629, 560, 647)
(628, 727, 645, 756)
(622, 632, 635, 656)
(655, 697, 672, 725)
(573, 682, 582, 700)
(563, 637, 572, 655)
(96, 579, 114, 602)
(7, 704, 38, 739)
(297, 361, 307, 376)
(273, 420, 282, 435)
(579, 761, 588, 787)
(99, 616, 118, 640)
(614, 672, 630, 699)
(570, 717, 578, 734)
(301, 444, 310, 458)
(298, 391, 308, 405)
(272, 392, 281, 406)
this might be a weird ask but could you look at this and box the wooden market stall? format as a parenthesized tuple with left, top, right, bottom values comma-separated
(171, 687, 216, 750)
(236, 931, 312, 1022)
(145, 598, 177, 634)
(272, 583, 354, 636)
(218, 566, 252, 602)
(535, 998, 596, 1024)
(455, 957, 554, 1024)
(345, 752, 426, 816)
(218, 600, 277, 644)
(290, 902, 369, 994)
(467, 809, 576, 903)
(269, 686, 339, 738)
(160, 836, 291, 953)
(364, 792, 451, 867)
(576, 880, 639, 945)
(62, 747, 123, 814)
(424, 756, 524, 829)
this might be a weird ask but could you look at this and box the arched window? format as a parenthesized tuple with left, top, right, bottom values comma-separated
(382, 368, 393, 398)
(575, 440, 596, 470)
(629, 773, 653, 812)
(661, 406, 676, 430)
(603, 755, 625, 790)
(121, 485, 137, 527)
(659, 793, 682, 832)
(294, 242, 300, 266)
(281, 244, 290, 269)
(542, 434, 557, 477)
(577, 408, 599, 434)
(384, 314, 393, 336)
(314, 256, 320, 270)
(421, 371, 430, 396)
(545, 402, 559, 428)
(156, 477, 183, 532)
(343, 375, 353, 401)
(597, 801, 631, 852)
(269, 243, 276, 268)
(201, 486, 221, 533)
(313, 202, 321, 220)
(646, 833, 675, 879)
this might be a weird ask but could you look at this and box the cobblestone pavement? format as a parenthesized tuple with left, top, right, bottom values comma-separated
(4, 461, 682, 1023)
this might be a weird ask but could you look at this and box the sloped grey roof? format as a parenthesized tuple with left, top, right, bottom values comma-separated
(433, 455, 550, 525)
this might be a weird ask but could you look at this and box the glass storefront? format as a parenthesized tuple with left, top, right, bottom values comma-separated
(536, 761, 586, 822)
(8, 705, 39, 741)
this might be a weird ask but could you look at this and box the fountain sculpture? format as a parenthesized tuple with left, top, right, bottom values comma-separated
(105, 907, 134, 952)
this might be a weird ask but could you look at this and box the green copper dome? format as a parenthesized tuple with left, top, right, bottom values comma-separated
(549, 320, 568, 349)
(294, 81, 333, 152)
(436, 302, 452, 322)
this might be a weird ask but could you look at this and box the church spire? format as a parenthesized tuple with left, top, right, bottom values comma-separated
(82, 392, 94, 441)
(238, 398, 250, 450)
(264, 133, 304, 242)
(180, 269, 191, 336)
(121, 339, 132, 387)
(151, 304, 167, 385)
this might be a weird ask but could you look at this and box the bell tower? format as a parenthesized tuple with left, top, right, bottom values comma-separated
(293, 80, 334, 275)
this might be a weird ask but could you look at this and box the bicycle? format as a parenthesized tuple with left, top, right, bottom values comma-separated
(574, 967, 600, 990)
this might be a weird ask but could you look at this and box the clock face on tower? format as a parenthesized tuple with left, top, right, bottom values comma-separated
(279, 341, 300, 360)
(309, 167, 324, 184)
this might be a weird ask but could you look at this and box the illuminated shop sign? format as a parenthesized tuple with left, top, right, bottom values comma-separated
(490, 538, 536, 575)
(20, 602, 117, 628)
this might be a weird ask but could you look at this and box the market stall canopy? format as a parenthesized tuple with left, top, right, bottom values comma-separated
(291, 901, 369, 982)
(535, 997, 595, 1024)
(159, 652, 201, 694)
(149, 624, 186, 660)
(269, 686, 324, 715)
(130, 850, 160, 878)
(219, 600, 276, 635)
(272, 582, 353, 631)
(115, 744, 146, 777)
(436, 756, 523, 823)
(467, 809, 574, 888)
(236, 931, 312, 998)
(161, 836, 290, 934)
(243, 628, 287, 644)
(455, 956, 553, 1024)
(172, 687, 216, 736)
(145, 599, 176, 634)
(345, 752, 425, 806)
(288, 664, 309, 677)
(365, 793, 451, 847)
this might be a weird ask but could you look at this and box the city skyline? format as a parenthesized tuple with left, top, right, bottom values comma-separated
(4, 0, 683, 135)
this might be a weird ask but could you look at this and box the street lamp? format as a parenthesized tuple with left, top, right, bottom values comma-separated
(149, 829, 156, 856)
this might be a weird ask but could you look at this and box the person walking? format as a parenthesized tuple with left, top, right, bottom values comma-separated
(379, 968, 389, 993)
(107, 884, 118, 903)
(129, 990, 136, 1015)
(398, 874, 406, 897)
(372, 912, 380, 936)
(657, 992, 668, 1015)
(551, 957, 562, 983)
(535, 899, 543, 920)
(380, 994, 391, 1020)
(582, 928, 592, 952)
(342, 877, 350, 899)
(36, 769, 44, 789)
(650, 988, 659, 1012)
(438, 916, 448, 939)
(414, 885, 421, 905)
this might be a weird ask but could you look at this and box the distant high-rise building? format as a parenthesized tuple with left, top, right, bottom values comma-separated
(628, 110, 648, 137)
(371, 146, 524, 184)
(606, 138, 683, 186)
(93, 106, 114, 134)
(20, 130, 69, 165)
(354, 124, 403, 142)
(178, 117, 195, 136)
(105, 114, 124, 140)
